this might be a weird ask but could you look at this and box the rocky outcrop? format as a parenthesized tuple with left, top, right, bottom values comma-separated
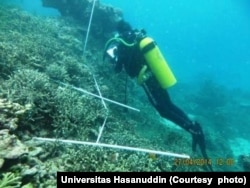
(42, 0, 123, 39)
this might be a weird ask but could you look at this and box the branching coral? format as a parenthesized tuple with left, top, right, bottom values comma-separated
(0, 69, 51, 104)
(0, 4, 85, 81)
(0, 172, 21, 188)
(0, 69, 57, 136)
(52, 86, 104, 139)
(46, 64, 70, 82)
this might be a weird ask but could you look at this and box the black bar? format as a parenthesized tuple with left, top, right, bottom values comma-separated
(57, 172, 249, 187)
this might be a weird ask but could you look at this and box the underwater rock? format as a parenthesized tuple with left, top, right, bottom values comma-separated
(41, 0, 123, 39)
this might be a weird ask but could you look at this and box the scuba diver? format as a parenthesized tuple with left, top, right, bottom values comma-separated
(103, 20, 213, 172)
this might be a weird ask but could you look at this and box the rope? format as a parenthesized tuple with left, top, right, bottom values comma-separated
(55, 80, 140, 112)
(34, 137, 190, 159)
(104, 37, 135, 52)
(96, 115, 108, 143)
(83, 0, 97, 53)
(93, 75, 109, 143)
(93, 75, 108, 110)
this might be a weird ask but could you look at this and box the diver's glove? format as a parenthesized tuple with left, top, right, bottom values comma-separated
(189, 122, 213, 172)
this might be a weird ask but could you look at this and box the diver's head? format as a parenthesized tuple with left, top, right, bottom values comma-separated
(117, 19, 133, 34)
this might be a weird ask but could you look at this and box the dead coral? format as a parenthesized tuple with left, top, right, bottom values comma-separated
(0, 129, 28, 170)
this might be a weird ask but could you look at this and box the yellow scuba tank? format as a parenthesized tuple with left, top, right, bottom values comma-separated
(139, 37, 177, 89)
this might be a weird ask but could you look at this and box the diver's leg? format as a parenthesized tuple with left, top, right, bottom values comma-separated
(142, 78, 213, 171)
(142, 77, 192, 130)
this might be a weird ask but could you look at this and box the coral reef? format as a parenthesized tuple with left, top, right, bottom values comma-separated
(0, 1, 248, 186)
(0, 3, 195, 187)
